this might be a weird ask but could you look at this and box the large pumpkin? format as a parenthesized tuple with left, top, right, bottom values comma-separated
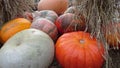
(0, 29, 54, 68)
(56, 31, 104, 68)
(31, 18, 58, 41)
(37, 0, 68, 15)
(55, 13, 85, 35)
(0, 18, 31, 43)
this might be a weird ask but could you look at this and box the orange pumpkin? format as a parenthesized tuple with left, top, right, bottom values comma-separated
(0, 30, 3, 48)
(56, 31, 104, 68)
(1, 18, 31, 43)
(37, 0, 69, 15)
(0, 30, 3, 44)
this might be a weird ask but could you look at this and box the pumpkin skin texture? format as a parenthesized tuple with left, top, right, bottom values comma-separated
(0, 29, 54, 68)
(1, 18, 31, 43)
(55, 13, 85, 35)
(64, 6, 76, 14)
(56, 31, 104, 68)
(31, 18, 58, 41)
(0, 30, 2, 43)
(0, 30, 3, 47)
(32, 10, 58, 23)
(37, 0, 69, 15)
(24, 10, 58, 23)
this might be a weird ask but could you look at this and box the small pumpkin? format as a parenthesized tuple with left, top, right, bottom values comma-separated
(33, 10, 58, 23)
(55, 13, 85, 35)
(37, 0, 69, 15)
(56, 31, 104, 68)
(0, 18, 31, 43)
(31, 18, 58, 41)
(64, 6, 76, 14)
(24, 10, 58, 23)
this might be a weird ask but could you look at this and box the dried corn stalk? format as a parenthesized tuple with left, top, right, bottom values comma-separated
(75, 0, 120, 68)
(0, 0, 35, 27)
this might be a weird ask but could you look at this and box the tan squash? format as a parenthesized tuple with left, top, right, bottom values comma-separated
(37, 0, 69, 15)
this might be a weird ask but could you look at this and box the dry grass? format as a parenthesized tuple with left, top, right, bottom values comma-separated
(75, 0, 120, 68)
(0, 0, 35, 26)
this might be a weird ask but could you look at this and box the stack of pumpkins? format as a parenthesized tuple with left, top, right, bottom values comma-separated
(0, 0, 106, 68)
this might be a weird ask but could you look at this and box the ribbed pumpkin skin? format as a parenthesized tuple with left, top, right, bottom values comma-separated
(31, 18, 58, 41)
(64, 6, 76, 14)
(55, 13, 85, 35)
(0, 30, 2, 44)
(56, 31, 104, 68)
(1, 18, 31, 43)
(33, 10, 58, 23)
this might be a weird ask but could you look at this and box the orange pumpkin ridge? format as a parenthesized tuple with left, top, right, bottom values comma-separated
(55, 31, 104, 68)
(1, 18, 31, 43)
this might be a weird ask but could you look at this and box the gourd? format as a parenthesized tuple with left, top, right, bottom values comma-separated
(37, 0, 69, 15)
(0, 18, 31, 43)
(56, 31, 104, 68)
(31, 18, 58, 41)
(0, 29, 54, 68)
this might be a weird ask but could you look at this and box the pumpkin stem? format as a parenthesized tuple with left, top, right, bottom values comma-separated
(80, 39, 85, 44)
(75, 23, 77, 31)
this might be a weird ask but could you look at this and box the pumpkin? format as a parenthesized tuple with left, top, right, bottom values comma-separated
(31, 18, 58, 41)
(0, 29, 54, 68)
(56, 31, 104, 68)
(37, 0, 69, 15)
(32, 10, 58, 23)
(64, 6, 76, 14)
(0, 30, 3, 47)
(24, 10, 58, 23)
(104, 23, 120, 47)
(0, 18, 31, 43)
(55, 13, 85, 35)
(0, 30, 2, 43)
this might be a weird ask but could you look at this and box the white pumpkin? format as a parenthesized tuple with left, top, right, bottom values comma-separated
(0, 29, 54, 68)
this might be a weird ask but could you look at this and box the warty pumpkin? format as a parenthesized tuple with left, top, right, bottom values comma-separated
(55, 13, 85, 35)
(31, 18, 58, 41)
(32, 10, 58, 23)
